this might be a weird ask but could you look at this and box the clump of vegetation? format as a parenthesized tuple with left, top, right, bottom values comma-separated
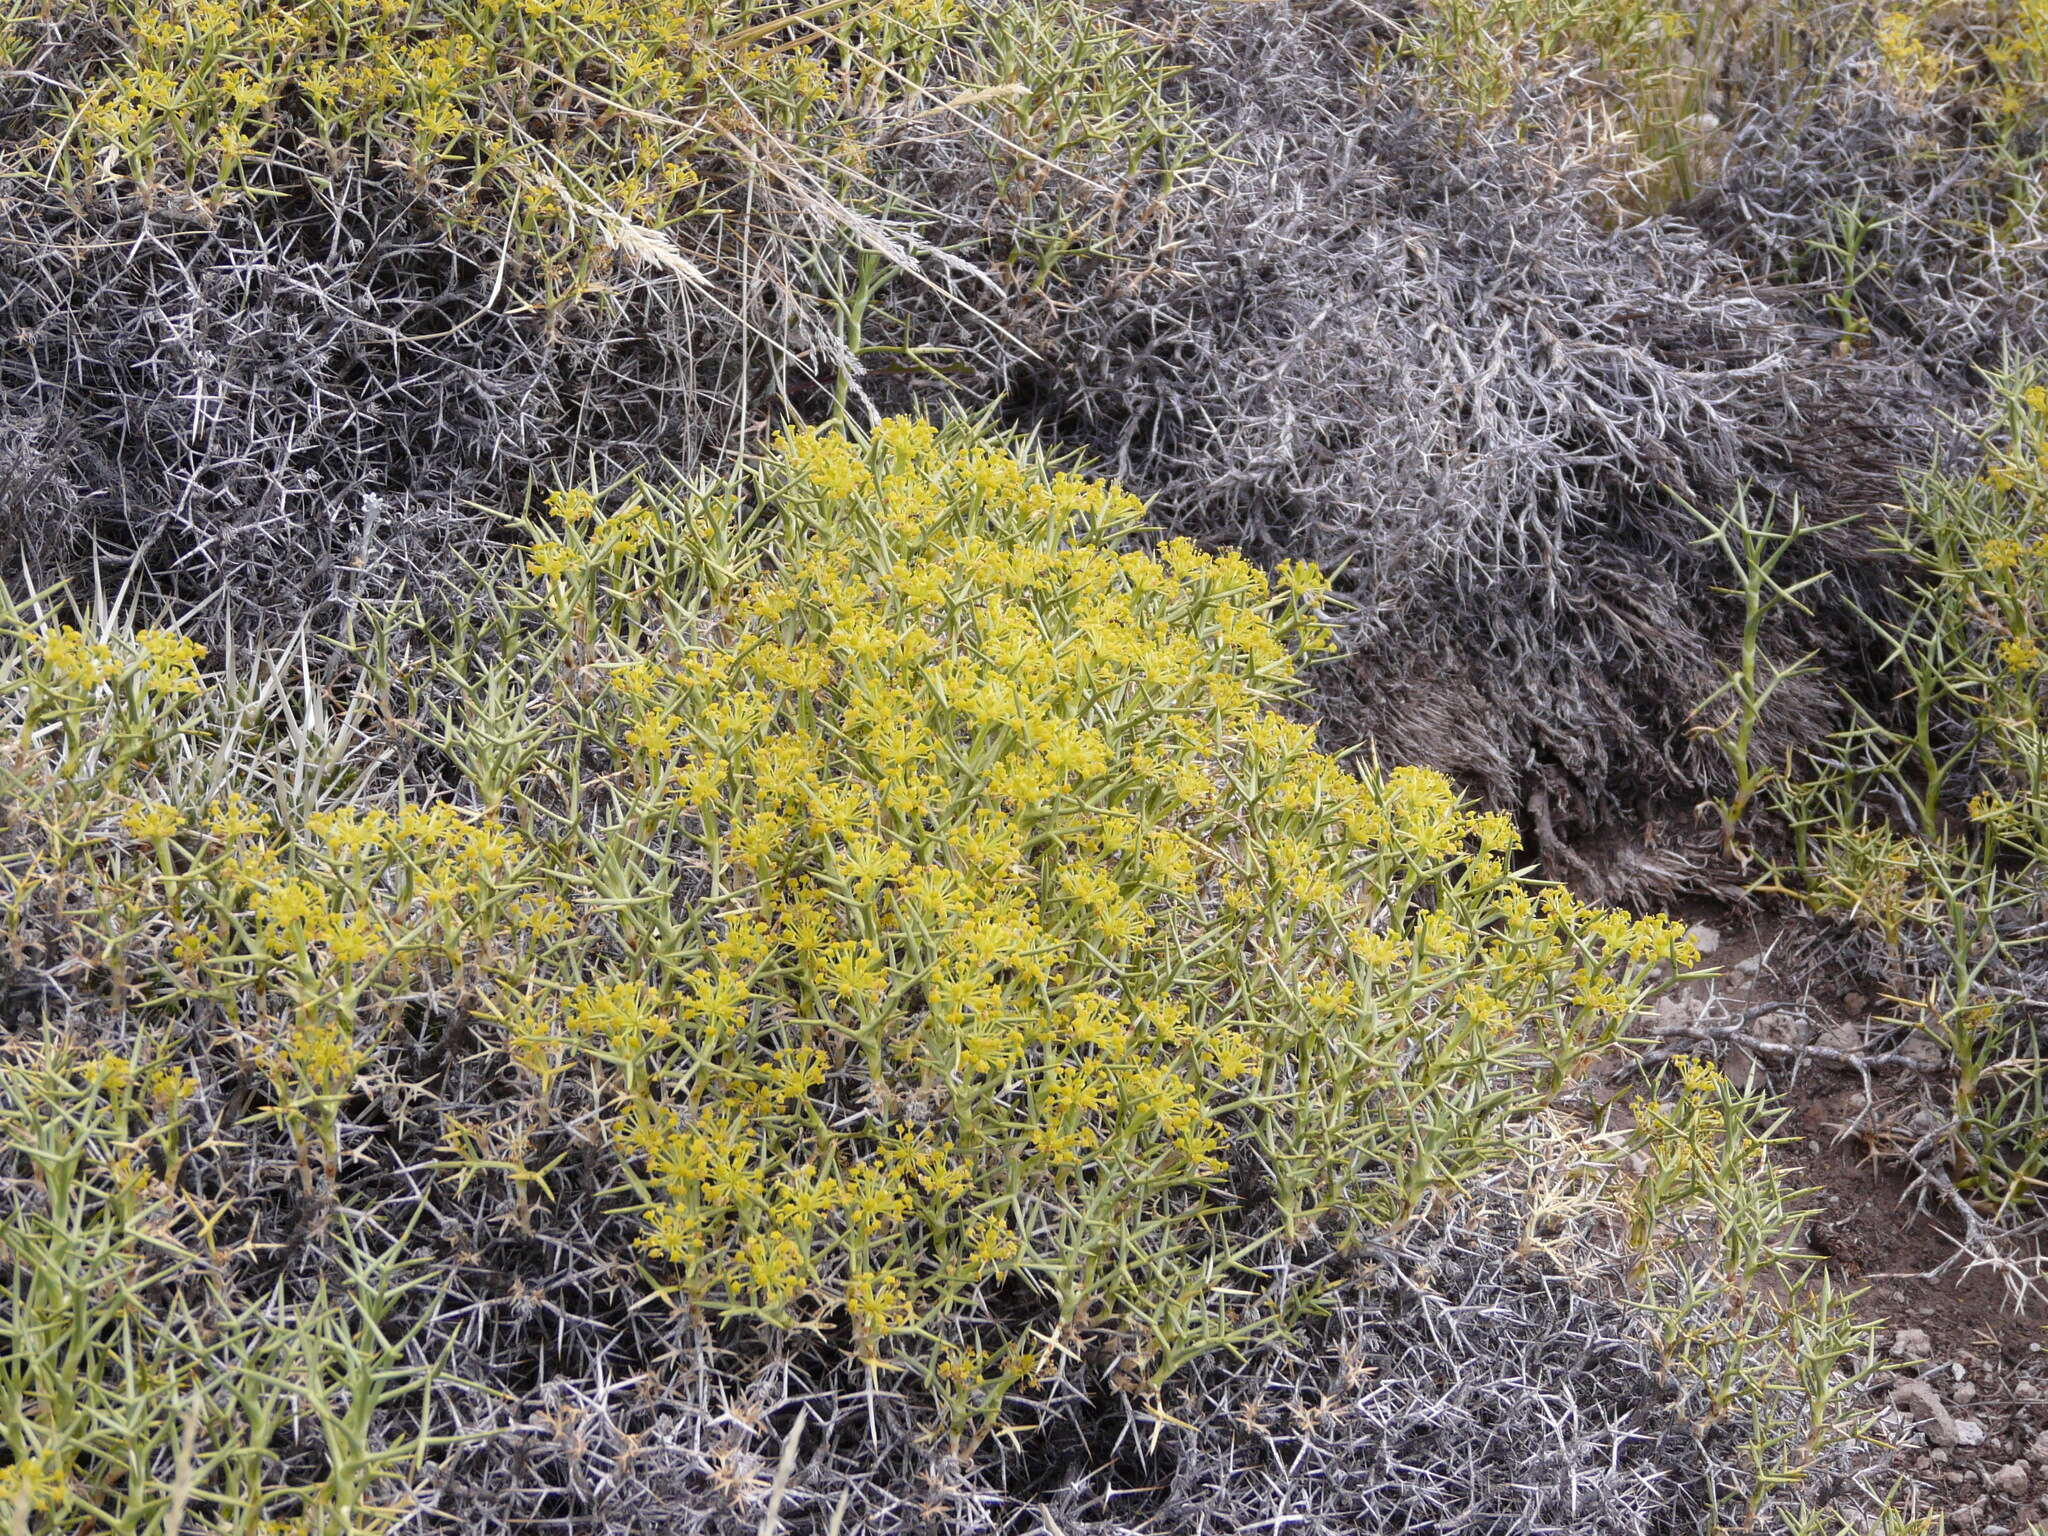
(7, 2, 2000, 1524)
(21, 0, 1181, 306)
(1, 413, 1685, 1392)
(1688, 0, 2048, 374)
(0, 419, 1865, 1528)
(1710, 366, 2048, 1265)
(0, 1055, 443, 1534)
(987, 0, 1936, 892)
(0, 0, 1196, 620)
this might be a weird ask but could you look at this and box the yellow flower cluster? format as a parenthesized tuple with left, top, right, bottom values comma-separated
(1877, 9, 1951, 100)
(32, 624, 204, 697)
(0, 1452, 68, 1514)
(0, 415, 1695, 1425)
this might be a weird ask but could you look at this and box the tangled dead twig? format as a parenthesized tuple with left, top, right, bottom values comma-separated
(1891, 1140, 2048, 1303)
(1643, 1000, 1950, 1077)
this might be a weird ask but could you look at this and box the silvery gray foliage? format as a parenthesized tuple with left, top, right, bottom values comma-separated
(0, 169, 745, 626)
(937, 1, 1952, 891)
(415, 1207, 1733, 1534)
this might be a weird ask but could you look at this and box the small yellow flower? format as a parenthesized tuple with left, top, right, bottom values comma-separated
(149, 1066, 199, 1109)
(169, 925, 214, 970)
(324, 914, 380, 966)
(526, 540, 580, 580)
(135, 628, 206, 694)
(547, 488, 600, 524)
(121, 801, 186, 841)
(680, 966, 751, 1038)
(1275, 557, 1332, 600)
(1349, 927, 1409, 968)
(83, 1051, 137, 1091)
(0, 1451, 67, 1514)
(1304, 974, 1357, 1017)
(36, 625, 119, 689)
(845, 1269, 915, 1337)
(1198, 1026, 1259, 1081)
(1998, 634, 2044, 674)
(817, 939, 889, 1010)
(204, 794, 272, 841)
(639, 1202, 708, 1264)
(306, 806, 390, 859)
(1981, 537, 2026, 571)
(288, 1020, 361, 1095)
(738, 1230, 809, 1306)
(965, 1213, 1021, 1271)
(625, 708, 684, 758)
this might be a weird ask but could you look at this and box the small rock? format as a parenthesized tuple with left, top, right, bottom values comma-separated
(1817, 1020, 1862, 1052)
(1894, 1378, 1960, 1445)
(1957, 1381, 1979, 1403)
(1651, 995, 1693, 1029)
(1845, 991, 1868, 1013)
(1902, 1035, 1946, 1070)
(1992, 1462, 2031, 1498)
(1753, 1008, 1814, 1047)
(1957, 1420, 1989, 1448)
(1734, 955, 1762, 977)
(1893, 1328, 1934, 1359)
(1686, 923, 1722, 957)
(2030, 1430, 2048, 1460)
(1951, 1496, 1983, 1531)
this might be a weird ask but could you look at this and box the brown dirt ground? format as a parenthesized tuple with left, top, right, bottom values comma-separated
(1651, 904, 2048, 1532)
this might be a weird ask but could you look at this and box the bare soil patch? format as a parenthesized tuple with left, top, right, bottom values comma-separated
(1645, 904, 2048, 1531)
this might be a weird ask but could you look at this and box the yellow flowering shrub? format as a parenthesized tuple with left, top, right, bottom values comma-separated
(0, 416, 1703, 1432)
(11, 0, 1187, 305)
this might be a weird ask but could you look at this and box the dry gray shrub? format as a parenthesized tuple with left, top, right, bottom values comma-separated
(938, 1, 1953, 891)
(0, 167, 803, 627)
(422, 1227, 1733, 1536)
(397, 1203, 1746, 1534)
(1685, 13, 2048, 386)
